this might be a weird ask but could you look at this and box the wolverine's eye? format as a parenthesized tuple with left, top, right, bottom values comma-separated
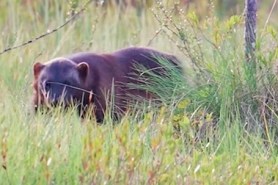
(45, 81, 51, 91)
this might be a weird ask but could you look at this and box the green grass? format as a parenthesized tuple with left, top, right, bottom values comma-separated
(0, 0, 277, 184)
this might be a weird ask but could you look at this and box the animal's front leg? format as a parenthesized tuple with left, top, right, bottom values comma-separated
(93, 92, 106, 123)
(32, 92, 46, 113)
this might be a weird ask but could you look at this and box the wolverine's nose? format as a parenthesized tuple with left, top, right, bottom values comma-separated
(48, 93, 71, 107)
(45, 92, 62, 106)
(49, 96, 60, 106)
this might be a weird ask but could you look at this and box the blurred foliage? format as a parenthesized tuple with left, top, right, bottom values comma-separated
(15, 0, 278, 26)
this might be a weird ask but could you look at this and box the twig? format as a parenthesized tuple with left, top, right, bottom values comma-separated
(263, 0, 277, 32)
(0, 0, 94, 56)
(146, 28, 163, 46)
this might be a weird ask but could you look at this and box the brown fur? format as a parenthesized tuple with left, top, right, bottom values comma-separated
(32, 47, 181, 122)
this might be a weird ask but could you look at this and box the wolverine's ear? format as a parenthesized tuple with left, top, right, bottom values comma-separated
(33, 62, 45, 78)
(77, 62, 89, 80)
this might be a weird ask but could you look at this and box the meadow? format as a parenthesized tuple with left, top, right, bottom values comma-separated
(0, 0, 277, 184)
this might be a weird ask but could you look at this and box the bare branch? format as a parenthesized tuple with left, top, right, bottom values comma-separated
(0, 0, 94, 56)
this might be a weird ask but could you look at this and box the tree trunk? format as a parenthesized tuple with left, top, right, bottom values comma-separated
(244, 0, 258, 127)
(245, 0, 257, 63)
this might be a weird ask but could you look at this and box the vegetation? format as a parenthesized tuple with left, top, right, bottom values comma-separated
(0, 0, 277, 184)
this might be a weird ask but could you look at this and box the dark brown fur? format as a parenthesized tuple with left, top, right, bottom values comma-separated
(33, 47, 181, 122)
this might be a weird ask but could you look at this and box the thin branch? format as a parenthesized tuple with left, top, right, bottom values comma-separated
(0, 0, 94, 56)
(263, 0, 277, 32)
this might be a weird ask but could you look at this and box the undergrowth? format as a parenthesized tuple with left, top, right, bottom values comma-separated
(0, 0, 277, 184)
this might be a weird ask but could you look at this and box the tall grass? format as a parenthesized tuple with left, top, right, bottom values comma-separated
(0, 0, 277, 184)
